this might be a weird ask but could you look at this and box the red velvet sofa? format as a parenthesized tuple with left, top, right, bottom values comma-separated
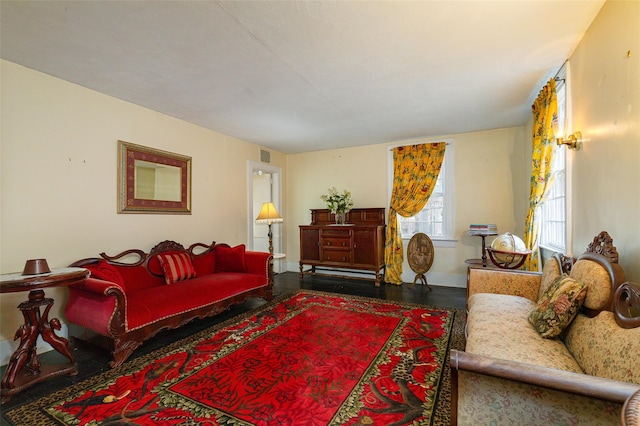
(65, 240, 273, 367)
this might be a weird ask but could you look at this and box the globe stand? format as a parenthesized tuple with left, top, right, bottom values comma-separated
(486, 248, 531, 269)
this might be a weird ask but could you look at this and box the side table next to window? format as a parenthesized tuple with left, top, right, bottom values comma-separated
(465, 229, 498, 268)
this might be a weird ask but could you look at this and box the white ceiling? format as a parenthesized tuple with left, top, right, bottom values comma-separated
(1, 1, 605, 154)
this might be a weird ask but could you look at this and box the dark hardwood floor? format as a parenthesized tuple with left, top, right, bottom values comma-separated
(0, 272, 466, 424)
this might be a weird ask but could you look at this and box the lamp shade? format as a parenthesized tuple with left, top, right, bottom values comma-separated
(255, 202, 283, 224)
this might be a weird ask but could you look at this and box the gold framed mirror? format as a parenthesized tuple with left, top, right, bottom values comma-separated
(118, 141, 192, 214)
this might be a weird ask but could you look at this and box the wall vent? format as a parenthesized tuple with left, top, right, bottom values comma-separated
(260, 149, 271, 163)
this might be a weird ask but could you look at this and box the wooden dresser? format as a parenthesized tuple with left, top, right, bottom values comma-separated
(299, 208, 386, 286)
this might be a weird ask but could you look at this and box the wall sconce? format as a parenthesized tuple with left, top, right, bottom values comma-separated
(552, 113, 582, 151)
(556, 131, 583, 150)
(255, 202, 283, 254)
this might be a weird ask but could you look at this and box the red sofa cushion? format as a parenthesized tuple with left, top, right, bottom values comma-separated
(117, 264, 164, 292)
(157, 252, 197, 284)
(192, 250, 216, 275)
(215, 244, 247, 273)
(125, 273, 264, 330)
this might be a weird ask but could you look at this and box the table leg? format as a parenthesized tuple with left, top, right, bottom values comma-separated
(480, 235, 489, 267)
(1, 289, 77, 400)
(1, 309, 39, 389)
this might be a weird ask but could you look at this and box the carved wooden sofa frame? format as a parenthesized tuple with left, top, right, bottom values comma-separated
(67, 240, 273, 367)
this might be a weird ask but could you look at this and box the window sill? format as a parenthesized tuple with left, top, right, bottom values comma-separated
(539, 244, 566, 254)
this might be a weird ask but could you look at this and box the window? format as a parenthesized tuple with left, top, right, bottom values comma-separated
(540, 72, 568, 252)
(388, 141, 455, 245)
(539, 145, 566, 251)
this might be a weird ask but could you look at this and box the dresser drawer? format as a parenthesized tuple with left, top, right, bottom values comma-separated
(321, 228, 352, 238)
(322, 237, 350, 249)
(322, 249, 352, 263)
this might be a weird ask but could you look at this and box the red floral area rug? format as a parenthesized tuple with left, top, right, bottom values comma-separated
(6, 290, 455, 425)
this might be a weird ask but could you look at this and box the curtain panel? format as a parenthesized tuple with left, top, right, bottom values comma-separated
(384, 143, 446, 284)
(523, 78, 558, 271)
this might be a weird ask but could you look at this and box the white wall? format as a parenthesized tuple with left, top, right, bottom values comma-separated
(567, 0, 640, 281)
(0, 60, 286, 360)
(285, 127, 527, 286)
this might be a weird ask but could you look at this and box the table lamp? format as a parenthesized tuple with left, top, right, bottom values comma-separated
(255, 202, 283, 254)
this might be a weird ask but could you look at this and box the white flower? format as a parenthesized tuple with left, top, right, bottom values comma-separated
(320, 187, 354, 214)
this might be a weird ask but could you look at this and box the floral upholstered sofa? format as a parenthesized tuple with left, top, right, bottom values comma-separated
(66, 240, 273, 367)
(450, 232, 640, 425)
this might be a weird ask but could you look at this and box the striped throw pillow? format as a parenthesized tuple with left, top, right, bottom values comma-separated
(157, 252, 197, 285)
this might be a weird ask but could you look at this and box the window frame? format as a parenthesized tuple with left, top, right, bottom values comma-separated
(539, 145, 567, 252)
(387, 139, 456, 248)
(539, 68, 572, 254)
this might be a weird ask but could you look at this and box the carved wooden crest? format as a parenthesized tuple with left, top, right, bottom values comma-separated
(586, 231, 619, 263)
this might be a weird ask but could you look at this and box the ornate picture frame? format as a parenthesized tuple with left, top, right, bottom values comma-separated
(118, 141, 192, 214)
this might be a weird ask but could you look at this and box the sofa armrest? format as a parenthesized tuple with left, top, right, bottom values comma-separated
(245, 251, 273, 281)
(65, 277, 127, 337)
(467, 267, 541, 309)
(450, 349, 638, 402)
(69, 276, 125, 295)
(450, 349, 640, 425)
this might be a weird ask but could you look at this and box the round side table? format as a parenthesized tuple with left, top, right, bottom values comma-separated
(0, 267, 89, 401)
(465, 231, 498, 268)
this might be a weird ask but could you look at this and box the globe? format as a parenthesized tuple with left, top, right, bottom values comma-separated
(490, 233, 527, 266)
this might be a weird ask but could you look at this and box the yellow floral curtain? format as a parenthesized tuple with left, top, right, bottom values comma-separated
(523, 79, 558, 271)
(384, 143, 446, 284)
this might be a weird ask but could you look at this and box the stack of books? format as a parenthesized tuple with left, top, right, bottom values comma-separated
(468, 224, 498, 235)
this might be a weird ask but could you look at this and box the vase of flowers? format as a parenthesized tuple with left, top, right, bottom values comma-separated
(321, 187, 354, 224)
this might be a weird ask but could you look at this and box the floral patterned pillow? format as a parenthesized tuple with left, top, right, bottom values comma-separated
(528, 274, 588, 338)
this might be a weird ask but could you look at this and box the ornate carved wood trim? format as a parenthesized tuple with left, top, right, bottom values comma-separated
(586, 231, 619, 264)
(557, 252, 575, 274)
(188, 241, 216, 257)
(622, 389, 640, 426)
(147, 240, 186, 257)
(310, 207, 386, 226)
(69, 257, 102, 268)
(613, 282, 640, 329)
(99, 249, 147, 267)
